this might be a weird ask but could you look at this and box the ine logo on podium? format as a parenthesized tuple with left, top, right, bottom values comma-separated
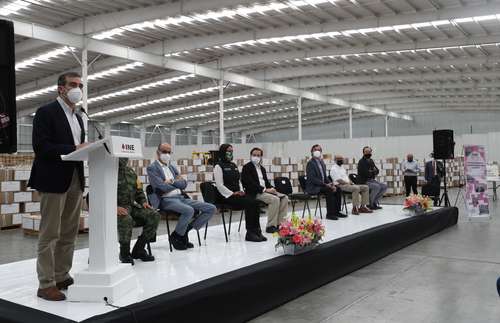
(121, 143, 136, 153)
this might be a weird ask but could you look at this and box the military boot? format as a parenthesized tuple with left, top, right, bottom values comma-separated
(119, 242, 134, 265)
(132, 235, 155, 262)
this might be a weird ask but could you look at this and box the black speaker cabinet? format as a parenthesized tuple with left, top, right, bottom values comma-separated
(433, 129, 454, 160)
(0, 19, 17, 153)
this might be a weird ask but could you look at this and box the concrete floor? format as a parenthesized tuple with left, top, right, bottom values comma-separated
(0, 188, 498, 322)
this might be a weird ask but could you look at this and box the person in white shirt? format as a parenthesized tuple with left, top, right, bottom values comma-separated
(147, 143, 215, 251)
(213, 144, 265, 242)
(330, 155, 372, 215)
(241, 148, 289, 234)
(401, 153, 420, 196)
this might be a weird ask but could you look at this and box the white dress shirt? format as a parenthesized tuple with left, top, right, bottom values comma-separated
(57, 96, 81, 146)
(330, 164, 350, 185)
(214, 164, 244, 198)
(158, 161, 181, 197)
(255, 163, 266, 188)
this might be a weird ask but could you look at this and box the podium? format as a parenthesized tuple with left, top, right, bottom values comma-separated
(62, 136, 143, 302)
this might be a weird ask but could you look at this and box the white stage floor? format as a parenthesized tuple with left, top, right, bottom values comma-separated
(0, 204, 428, 322)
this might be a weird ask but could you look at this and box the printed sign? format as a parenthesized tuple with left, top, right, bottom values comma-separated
(109, 136, 143, 159)
(463, 145, 490, 218)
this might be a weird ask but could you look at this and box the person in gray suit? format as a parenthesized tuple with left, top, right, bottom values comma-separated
(147, 143, 215, 250)
(305, 144, 344, 220)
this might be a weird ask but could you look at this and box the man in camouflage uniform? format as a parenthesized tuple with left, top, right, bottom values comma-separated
(117, 158, 160, 265)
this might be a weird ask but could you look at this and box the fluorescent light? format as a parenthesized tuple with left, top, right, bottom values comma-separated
(16, 47, 72, 71)
(17, 62, 146, 102)
(92, 1, 334, 40)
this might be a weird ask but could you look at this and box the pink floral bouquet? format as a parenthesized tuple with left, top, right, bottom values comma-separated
(275, 214, 325, 249)
(403, 194, 433, 213)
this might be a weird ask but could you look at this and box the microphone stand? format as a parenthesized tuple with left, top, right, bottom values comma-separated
(80, 107, 111, 154)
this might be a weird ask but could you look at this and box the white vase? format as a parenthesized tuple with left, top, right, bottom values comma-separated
(282, 243, 316, 255)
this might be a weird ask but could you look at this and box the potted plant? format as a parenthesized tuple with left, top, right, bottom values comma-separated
(275, 214, 325, 255)
(403, 194, 433, 216)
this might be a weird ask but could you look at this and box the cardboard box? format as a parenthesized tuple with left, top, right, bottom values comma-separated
(0, 192, 14, 204)
(14, 192, 32, 203)
(12, 213, 24, 225)
(193, 159, 202, 166)
(1, 203, 19, 214)
(22, 214, 41, 231)
(1, 181, 20, 192)
(14, 170, 30, 181)
(24, 202, 40, 213)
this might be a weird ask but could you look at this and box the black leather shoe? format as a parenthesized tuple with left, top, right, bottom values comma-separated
(257, 230, 268, 242)
(131, 235, 155, 261)
(326, 215, 339, 220)
(245, 231, 263, 242)
(337, 212, 348, 218)
(56, 277, 74, 290)
(265, 226, 279, 233)
(119, 243, 134, 265)
(170, 232, 188, 250)
(370, 205, 382, 210)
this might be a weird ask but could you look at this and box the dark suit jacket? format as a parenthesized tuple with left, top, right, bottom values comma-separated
(28, 100, 85, 193)
(357, 157, 379, 184)
(424, 160, 444, 182)
(241, 162, 272, 197)
(306, 158, 331, 194)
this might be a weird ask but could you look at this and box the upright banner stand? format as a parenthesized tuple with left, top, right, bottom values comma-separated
(463, 145, 490, 221)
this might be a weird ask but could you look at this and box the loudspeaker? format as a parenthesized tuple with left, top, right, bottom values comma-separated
(433, 129, 454, 160)
(0, 19, 17, 153)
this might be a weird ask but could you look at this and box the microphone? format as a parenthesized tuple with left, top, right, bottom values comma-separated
(80, 107, 110, 154)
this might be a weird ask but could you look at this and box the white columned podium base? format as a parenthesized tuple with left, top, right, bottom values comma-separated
(62, 136, 143, 302)
(68, 264, 137, 302)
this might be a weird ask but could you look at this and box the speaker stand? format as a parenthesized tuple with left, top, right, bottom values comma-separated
(439, 159, 451, 207)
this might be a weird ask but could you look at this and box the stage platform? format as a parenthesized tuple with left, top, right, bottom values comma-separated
(0, 204, 458, 323)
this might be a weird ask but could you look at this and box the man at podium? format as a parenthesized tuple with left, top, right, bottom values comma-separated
(117, 158, 160, 264)
(28, 72, 88, 301)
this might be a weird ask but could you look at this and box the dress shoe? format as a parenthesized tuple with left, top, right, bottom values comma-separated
(257, 230, 268, 242)
(37, 286, 66, 301)
(170, 231, 188, 250)
(371, 205, 382, 210)
(56, 277, 74, 290)
(265, 226, 279, 233)
(326, 215, 339, 220)
(245, 231, 264, 242)
(352, 207, 360, 215)
(337, 212, 348, 218)
(359, 206, 373, 213)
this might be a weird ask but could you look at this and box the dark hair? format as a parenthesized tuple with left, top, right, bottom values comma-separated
(362, 146, 371, 153)
(57, 72, 81, 87)
(311, 144, 321, 153)
(250, 147, 263, 156)
(219, 144, 232, 155)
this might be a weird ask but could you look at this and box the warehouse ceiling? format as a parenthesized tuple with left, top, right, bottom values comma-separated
(4, 0, 500, 135)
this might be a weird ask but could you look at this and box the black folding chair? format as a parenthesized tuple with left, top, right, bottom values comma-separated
(329, 175, 350, 215)
(274, 176, 309, 214)
(298, 176, 323, 218)
(200, 182, 245, 243)
(145, 185, 202, 252)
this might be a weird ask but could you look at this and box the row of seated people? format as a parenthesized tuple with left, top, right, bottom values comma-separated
(115, 143, 389, 263)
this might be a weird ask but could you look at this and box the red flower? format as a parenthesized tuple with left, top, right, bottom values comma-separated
(279, 228, 291, 237)
(292, 234, 303, 245)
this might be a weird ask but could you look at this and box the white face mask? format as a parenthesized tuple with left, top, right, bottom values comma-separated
(312, 150, 322, 158)
(66, 87, 82, 104)
(251, 156, 261, 164)
(160, 153, 171, 164)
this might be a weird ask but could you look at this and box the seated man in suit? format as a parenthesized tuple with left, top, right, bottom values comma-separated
(147, 143, 215, 251)
(357, 146, 387, 210)
(117, 158, 160, 265)
(330, 155, 372, 215)
(305, 144, 345, 220)
(241, 147, 289, 233)
(423, 152, 444, 205)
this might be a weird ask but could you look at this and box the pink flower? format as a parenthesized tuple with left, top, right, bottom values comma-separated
(279, 227, 291, 237)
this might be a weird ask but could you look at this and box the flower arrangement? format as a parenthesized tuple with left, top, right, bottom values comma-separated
(403, 194, 433, 214)
(275, 214, 325, 251)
